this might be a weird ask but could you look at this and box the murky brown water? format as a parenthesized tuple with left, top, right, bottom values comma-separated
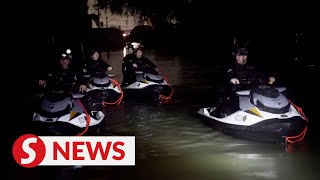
(8, 50, 320, 180)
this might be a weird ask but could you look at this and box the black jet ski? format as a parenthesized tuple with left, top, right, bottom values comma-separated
(32, 89, 105, 136)
(121, 70, 173, 101)
(85, 72, 123, 110)
(197, 81, 308, 143)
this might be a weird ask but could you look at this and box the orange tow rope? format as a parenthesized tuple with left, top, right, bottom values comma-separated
(159, 74, 174, 100)
(74, 79, 123, 136)
(285, 99, 308, 143)
(76, 99, 91, 136)
(101, 79, 124, 106)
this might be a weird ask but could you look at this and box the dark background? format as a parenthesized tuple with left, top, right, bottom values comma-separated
(3, 1, 320, 68)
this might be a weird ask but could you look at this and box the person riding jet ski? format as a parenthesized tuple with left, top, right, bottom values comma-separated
(82, 50, 123, 109)
(229, 47, 275, 88)
(122, 45, 135, 86)
(82, 50, 112, 79)
(121, 48, 173, 100)
(212, 47, 276, 114)
(122, 48, 158, 86)
(218, 47, 276, 105)
(34, 51, 105, 136)
(38, 50, 87, 92)
(197, 47, 308, 143)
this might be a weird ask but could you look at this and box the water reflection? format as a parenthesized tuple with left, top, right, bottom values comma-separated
(102, 50, 222, 88)
(96, 50, 320, 179)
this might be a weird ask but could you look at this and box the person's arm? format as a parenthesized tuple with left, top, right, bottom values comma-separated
(252, 65, 269, 83)
(74, 68, 87, 92)
(259, 65, 276, 84)
(38, 71, 48, 86)
(227, 67, 234, 79)
(70, 65, 85, 85)
(82, 60, 94, 76)
(122, 56, 128, 63)
(144, 57, 157, 69)
(102, 60, 112, 71)
(81, 61, 91, 76)
(122, 58, 130, 72)
(38, 66, 56, 86)
(227, 65, 240, 84)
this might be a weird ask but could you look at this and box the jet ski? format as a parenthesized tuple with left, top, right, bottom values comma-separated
(85, 72, 123, 110)
(197, 81, 308, 144)
(121, 70, 173, 101)
(32, 89, 105, 136)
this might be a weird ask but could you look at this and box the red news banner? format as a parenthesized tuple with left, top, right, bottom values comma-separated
(12, 134, 135, 168)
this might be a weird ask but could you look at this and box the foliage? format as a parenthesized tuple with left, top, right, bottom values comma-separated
(94, 0, 191, 24)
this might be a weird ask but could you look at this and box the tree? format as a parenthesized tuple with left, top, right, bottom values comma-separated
(94, 0, 192, 28)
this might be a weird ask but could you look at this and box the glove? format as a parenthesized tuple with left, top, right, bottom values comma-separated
(230, 78, 240, 84)
(79, 85, 87, 93)
(132, 63, 138, 68)
(268, 77, 275, 84)
(39, 80, 46, 87)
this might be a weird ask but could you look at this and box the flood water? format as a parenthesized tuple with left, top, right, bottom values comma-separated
(7, 50, 320, 180)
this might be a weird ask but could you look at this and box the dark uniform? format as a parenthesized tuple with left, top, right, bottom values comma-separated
(121, 56, 158, 86)
(227, 63, 267, 91)
(43, 66, 86, 92)
(213, 48, 270, 114)
(83, 59, 111, 78)
(133, 56, 157, 71)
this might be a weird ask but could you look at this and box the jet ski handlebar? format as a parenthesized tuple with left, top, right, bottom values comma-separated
(238, 77, 267, 86)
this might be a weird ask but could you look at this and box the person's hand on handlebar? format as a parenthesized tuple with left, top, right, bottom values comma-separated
(230, 78, 240, 84)
(268, 77, 275, 84)
(79, 85, 87, 93)
(133, 63, 138, 68)
(39, 80, 46, 87)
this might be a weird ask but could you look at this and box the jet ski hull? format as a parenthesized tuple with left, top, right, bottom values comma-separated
(86, 89, 123, 109)
(198, 110, 307, 143)
(32, 92, 105, 136)
(122, 84, 172, 100)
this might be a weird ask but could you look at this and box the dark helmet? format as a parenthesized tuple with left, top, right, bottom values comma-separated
(89, 49, 101, 55)
(135, 47, 143, 52)
(233, 47, 248, 56)
(127, 44, 134, 50)
(59, 49, 72, 59)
